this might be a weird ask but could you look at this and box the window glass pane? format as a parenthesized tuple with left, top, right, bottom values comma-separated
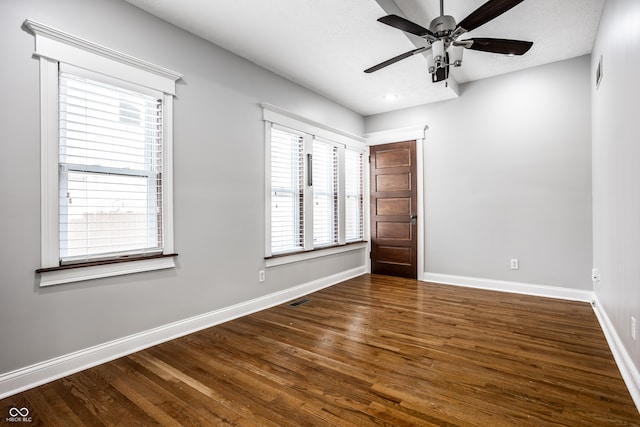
(345, 149, 364, 242)
(313, 140, 338, 247)
(58, 72, 163, 262)
(60, 171, 158, 258)
(59, 73, 161, 171)
(271, 128, 304, 253)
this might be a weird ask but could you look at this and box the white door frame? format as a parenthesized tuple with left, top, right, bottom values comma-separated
(365, 125, 428, 281)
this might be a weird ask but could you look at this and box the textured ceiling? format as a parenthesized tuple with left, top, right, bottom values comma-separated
(124, 0, 605, 116)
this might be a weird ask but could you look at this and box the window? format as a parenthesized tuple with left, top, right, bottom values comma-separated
(25, 19, 182, 286)
(345, 149, 364, 242)
(264, 106, 367, 260)
(270, 127, 304, 253)
(59, 71, 164, 263)
(312, 140, 338, 247)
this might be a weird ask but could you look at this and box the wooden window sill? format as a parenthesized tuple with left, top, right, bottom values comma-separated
(36, 254, 178, 287)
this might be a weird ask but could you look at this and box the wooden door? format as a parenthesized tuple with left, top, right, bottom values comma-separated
(370, 141, 418, 279)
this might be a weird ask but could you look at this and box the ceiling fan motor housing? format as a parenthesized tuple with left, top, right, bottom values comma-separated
(429, 15, 456, 38)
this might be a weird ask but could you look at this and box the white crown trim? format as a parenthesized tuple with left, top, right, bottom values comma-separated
(22, 19, 182, 94)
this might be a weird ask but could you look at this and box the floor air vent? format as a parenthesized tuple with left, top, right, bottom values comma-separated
(289, 298, 311, 307)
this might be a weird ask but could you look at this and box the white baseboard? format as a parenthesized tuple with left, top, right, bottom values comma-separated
(592, 296, 640, 412)
(422, 272, 593, 302)
(0, 266, 367, 400)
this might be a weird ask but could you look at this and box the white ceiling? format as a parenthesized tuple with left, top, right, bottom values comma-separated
(124, 0, 605, 116)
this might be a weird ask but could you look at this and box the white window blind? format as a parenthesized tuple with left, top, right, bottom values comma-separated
(312, 140, 338, 247)
(345, 149, 364, 242)
(58, 71, 164, 263)
(270, 127, 304, 254)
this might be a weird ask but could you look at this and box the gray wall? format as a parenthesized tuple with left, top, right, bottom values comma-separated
(366, 56, 593, 290)
(0, 0, 365, 375)
(592, 0, 640, 379)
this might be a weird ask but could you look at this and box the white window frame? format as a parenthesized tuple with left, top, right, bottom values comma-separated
(269, 125, 306, 254)
(262, 103, 368, 267)
(24, 19, 182, 286)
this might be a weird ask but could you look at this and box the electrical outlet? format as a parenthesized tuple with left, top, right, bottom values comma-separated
(632, 316, 637, 341)
(510, 259, 519, 270)
(258, 270, 265, 283)
(592, 268, 600, 283)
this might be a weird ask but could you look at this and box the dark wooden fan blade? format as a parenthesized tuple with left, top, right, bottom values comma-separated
(364, 47, 427, 73)
(378, 14, 434, 37)
(457, 0, 526, 32)
(464, 38, 533, 55)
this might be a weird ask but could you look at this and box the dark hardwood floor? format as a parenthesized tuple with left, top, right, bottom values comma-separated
(2, 274, 639, 426)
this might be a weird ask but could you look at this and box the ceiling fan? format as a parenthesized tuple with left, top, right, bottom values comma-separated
(364, 0, 533, 82)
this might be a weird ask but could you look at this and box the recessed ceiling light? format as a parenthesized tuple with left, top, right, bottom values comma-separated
(383, 94, 398, 102)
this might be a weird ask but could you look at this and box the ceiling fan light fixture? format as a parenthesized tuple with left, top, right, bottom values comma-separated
(426, 53, 436, 74)
(432, 39, 445, 66)
(449, 45, 464, 67)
